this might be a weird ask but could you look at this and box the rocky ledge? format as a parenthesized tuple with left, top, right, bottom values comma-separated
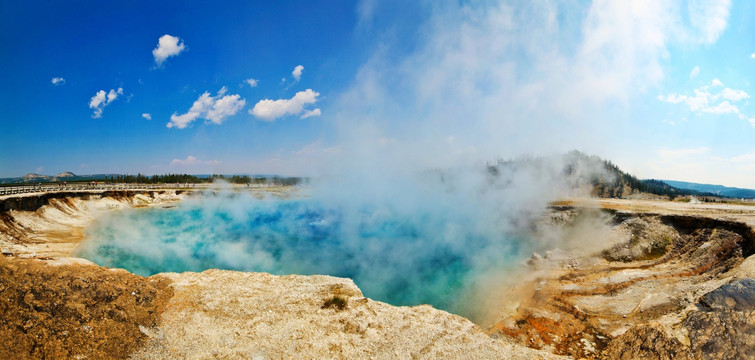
(0, 190, 562, 359)
(0, 191, 754, 359)
(491, 207, 755, 359)
(0, 255, 562, 360)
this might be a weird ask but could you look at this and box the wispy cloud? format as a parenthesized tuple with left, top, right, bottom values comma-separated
(657, 79, 749, 116)
(168, 87, 246, 129)
(300, 108, 321, 119)
(152, 34, 185, 66)
(250, 89, 319, 121)
(51, 77, 65, 86)
(330, 1, 727, 166)
(142, 113, 152, 120)
(689, 66, 700, 79)
(170, 155, 220, 166)
(687, 0, 731, 44)
(89, 88, 123, 118)
(338, 1, 740, 189)
(726, 152, 755, 163)
(245, 78, 258, 87)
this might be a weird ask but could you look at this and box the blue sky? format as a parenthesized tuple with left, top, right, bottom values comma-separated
(1, 0, 754, 188)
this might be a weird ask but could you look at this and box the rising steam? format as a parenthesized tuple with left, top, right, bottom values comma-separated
(76, 0, 696, 323)
(76, 154, 610, 322)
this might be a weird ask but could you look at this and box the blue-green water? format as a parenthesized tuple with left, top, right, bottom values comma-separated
(76, 192, 530, 317)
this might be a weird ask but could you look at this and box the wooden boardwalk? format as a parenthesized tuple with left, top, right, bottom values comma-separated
(0, 183, 191, 196)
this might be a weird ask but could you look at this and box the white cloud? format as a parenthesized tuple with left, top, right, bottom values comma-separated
(89, 91, 106, 109)
(142, 113, 152, 120)
(245, 78, 258, 87)
(656, 94, 686, 104)
(89, 87, 123, 118)
(206, 92, 246, 124)
(106, 88, 120, 102)
(152, 34, 185, 66)
(751, 53, 755, 59)
(750, 118, 755, 127)
(687, 0, 731, 44)
(250, 89, 319, 121)
(718, 87, 749, 102)
(168, 87, 246, 129)
(300, 108, 321, 119)
(331, 0, 735, 160)
(237, 1, 737, 179)
(170, 155, 220, 166)
(292, 65, 304, 81)
(703, 101, 738, 115)
(658, 79, 749, 116)
(51, 77, 65, 85)
(689, 66, 699, 79)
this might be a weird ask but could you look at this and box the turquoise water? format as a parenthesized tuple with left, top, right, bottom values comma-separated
(76, 193, 529, 317)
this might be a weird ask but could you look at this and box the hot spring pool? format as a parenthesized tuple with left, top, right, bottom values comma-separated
(75, 193, 530, 318)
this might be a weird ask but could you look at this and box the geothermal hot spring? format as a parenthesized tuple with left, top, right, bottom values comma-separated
(75, 175, 560, 321)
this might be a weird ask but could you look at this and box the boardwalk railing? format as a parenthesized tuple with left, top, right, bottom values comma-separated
(0, 183, 192, 196)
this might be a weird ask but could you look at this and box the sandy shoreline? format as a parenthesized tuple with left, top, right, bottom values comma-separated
(0, 185, 304, 260)
(0, 190, 187, 260)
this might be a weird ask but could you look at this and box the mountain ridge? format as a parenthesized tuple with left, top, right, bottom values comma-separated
(656, 179, 755, 199)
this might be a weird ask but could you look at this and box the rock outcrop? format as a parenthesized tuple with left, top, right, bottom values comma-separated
(132, 270, 562, 359)
(491, 208, 755, 359)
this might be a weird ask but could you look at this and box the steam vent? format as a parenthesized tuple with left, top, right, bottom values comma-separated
(0, 187, 753, 359)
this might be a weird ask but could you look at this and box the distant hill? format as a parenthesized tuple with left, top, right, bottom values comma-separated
(22, 173, 47, 180)
(0, 172, 117, 185)
(563, 152, 717, 199)
(487, 151, 717, 200)
(658, 180, 755, 199)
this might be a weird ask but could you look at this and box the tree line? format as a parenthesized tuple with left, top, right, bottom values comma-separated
(102, 174, 306, 186)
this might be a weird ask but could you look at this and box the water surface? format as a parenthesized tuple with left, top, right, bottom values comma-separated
(76, 192, 531, 317)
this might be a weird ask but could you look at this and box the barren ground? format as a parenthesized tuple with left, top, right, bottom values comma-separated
(491, 198, 755, 358)
(0, 192, 753, 359)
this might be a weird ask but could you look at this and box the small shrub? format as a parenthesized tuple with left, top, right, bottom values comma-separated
(322, 295, 347, 311)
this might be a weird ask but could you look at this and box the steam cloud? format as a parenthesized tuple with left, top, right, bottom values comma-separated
(77, 154, 609, 322)
(75, 1, 719, 323)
